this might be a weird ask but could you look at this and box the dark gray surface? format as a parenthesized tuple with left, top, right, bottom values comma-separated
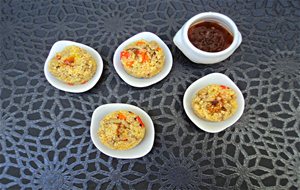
(0, 0, 300, 189)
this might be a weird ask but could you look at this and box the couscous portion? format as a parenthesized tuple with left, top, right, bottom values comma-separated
(120, 40, 165, 78)
(98, 110, 146, 150)
(49, 45, 97, 85)
(192, 84, 238, 122)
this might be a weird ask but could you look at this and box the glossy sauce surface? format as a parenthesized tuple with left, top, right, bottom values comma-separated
(188, 21, 233, 52)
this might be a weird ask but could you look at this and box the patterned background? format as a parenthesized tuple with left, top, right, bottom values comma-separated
(0, 0, 300, 189)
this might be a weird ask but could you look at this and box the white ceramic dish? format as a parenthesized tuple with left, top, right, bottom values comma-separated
(90, 103, 155, 159)
(113, 32, 173, 88)
(44, 40, 103, 93)
(173, 12, 242, 64)
(183, 73, 244, 133)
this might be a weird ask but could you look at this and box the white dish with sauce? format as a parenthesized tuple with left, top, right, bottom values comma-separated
(174, 12, 242, 64)
(90, 103, 155, 159)
(44, 40, 103, 93)
(183, 73, 245, 133)
(113, 32, 173, 88)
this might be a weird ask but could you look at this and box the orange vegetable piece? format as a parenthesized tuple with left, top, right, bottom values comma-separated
(126, 61, 134, 67)
(121, 51, 130, 59)
(136, 41, 145, 45)
(67, 83, 74, 86)
(117, 113, 126, 120)
(142, 53, 149, 63)
(64, 56, 75, 65)
(137, 50, 149, 63)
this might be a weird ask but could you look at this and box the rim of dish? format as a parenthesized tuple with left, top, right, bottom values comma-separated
(90, 103, 155, 159)
(183, 12, 240, 56)
(44, 40, 103, 93)
(113, 31, 173, 88)
(183, 73, 245, 133)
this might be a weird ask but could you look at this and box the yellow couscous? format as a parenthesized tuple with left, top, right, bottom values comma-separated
(49, 45, 97, 85)
(120, 40, 165, 78)
(192, 84, 238, 122)
(98, 110, 146, 150)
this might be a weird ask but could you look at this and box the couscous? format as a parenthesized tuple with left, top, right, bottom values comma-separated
(120, 40, 165, 78)
(49, 45, 97, 85)
(98, 110, 146, 150)
(192, 84, 238, 122)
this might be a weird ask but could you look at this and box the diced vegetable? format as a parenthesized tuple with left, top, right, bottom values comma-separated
(220, 85, 229, 89)
(64, 56, 75, 65)
(136, 50, 149, 63)
(142, 52, 149, 63)
(136, 41, 145, 45)
(136, 116, 144, 127)
(117, 113, 127, 120)
(126, 61, 134, 67)
(121, 51, 130, 59)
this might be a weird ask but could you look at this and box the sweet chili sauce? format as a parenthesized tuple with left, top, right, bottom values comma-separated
(188, 21, 233, 52)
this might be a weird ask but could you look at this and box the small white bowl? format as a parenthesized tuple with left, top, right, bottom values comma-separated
(183, 73, 244, 133)
(44, 40, 103, 93)
(173, 12, 242, 64)
(90, 103, 155, 159)
(113, 32, 173, 88)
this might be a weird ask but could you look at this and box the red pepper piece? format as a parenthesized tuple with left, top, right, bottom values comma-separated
(220, 85, 229, 89)
(136, 116, 144, 127)
(120, 51, 130, 59)
(64, 56, 75, 65)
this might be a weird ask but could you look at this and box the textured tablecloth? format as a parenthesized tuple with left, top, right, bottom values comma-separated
(1, 0, 300, 189)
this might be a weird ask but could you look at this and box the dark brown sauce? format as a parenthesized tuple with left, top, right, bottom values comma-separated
(188, 21, 233, 52)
